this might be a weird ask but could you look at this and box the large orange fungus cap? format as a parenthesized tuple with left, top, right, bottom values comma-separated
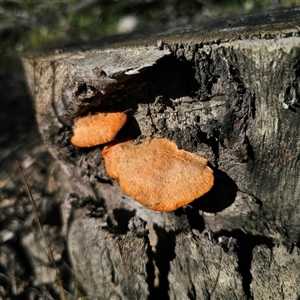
(102, 138, 214, 211)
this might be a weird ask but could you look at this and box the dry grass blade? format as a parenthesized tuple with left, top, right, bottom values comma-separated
(17, 162, 67, 300)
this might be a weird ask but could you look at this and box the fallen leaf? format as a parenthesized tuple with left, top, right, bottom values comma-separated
(102, 138, 214, 211)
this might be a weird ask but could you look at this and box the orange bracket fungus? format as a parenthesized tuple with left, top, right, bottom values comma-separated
(102, 138, 214, 211)
(71, 112, 127, 147)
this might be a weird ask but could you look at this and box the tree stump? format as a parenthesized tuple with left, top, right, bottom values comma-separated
(23, 8, 300, 300)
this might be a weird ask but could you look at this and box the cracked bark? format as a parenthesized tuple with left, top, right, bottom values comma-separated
(23, 8, 300, 300)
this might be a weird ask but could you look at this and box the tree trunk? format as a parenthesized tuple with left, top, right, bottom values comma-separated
(23, 8, 300, 300)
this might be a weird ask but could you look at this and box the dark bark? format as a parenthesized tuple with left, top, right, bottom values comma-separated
(22, 8, 300, 299)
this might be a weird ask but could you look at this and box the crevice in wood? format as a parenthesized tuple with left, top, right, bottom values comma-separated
(113, 208, 136, 234)
(215, 230, 273, 298)
(148, 225, 176, 300)
(184, 206, 206, 232)
(193, 124, 220, 168)
(145, 244, 155, 299)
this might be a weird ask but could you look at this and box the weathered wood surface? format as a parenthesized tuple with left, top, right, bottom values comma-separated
(23, 8, 300, 300)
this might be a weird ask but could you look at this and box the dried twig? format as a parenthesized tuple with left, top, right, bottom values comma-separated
(17, 162, 67, 300)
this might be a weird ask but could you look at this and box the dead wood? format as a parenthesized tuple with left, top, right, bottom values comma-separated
(22, 8, 300, 299)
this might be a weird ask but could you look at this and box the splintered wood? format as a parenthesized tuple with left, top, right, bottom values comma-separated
(71, 112, 127, 147)
(102, 138, 214, 211)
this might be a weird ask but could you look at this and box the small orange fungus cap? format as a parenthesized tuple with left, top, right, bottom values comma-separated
(71, 112, 127, 147)
(102, 138, 214, 211)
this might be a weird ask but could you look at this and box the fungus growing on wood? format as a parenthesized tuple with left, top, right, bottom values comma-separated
(71, 112, 127, 147)
(102, 138, 214, 211)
